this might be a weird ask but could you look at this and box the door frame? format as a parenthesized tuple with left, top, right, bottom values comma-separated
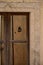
(0, 12, 30, 65)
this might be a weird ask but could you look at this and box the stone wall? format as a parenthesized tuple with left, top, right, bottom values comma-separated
(0, 0, 40, 2)
(40, 2, 43, 65)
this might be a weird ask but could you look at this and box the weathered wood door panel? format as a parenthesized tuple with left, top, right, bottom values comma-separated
(14, 43, 28, 65)
(0, 13, 29, 65)
(13, 15, 27, 40)
(13, 14, 29, 65)
(0, 15, 13, 65)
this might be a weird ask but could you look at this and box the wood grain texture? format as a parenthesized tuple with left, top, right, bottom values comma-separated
(14, 43, 28, 65)
(13, 15, 27, 41)
(0, 16, 1, 65)
(13, 14, 29, 65)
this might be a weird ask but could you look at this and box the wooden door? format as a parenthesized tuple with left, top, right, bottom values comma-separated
(0, 14, 13, 65)
(0, 13, 30, 65)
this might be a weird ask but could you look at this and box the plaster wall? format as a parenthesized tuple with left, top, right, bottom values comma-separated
(0, 0, 40, 2)
(40, 2, 43, 65)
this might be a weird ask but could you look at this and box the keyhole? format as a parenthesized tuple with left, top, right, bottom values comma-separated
(18, 26, 22, 32)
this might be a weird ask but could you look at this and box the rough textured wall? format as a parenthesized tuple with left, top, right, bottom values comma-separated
(40, 2, 43, 65)
(0, 0, 39, 2)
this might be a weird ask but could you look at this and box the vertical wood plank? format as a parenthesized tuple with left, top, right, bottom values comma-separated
(13, 14, 29, 65)
(1, 15, 5, 65)
(0, 16, 1, 65)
